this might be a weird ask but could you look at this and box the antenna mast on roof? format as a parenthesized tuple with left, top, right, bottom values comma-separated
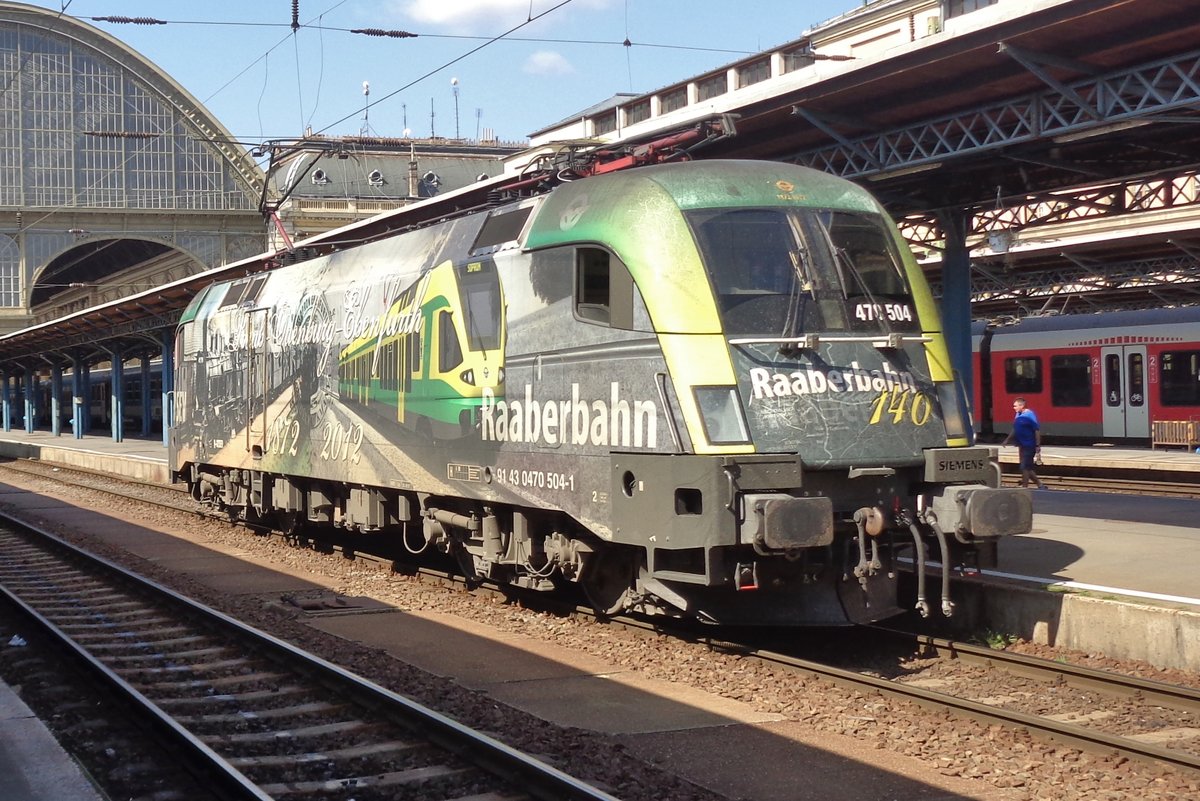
(360, 81, 370, 137)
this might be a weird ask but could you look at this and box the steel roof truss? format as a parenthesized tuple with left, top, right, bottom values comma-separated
(999, 42, 1101, 121)
(790, 49, 1200, 179)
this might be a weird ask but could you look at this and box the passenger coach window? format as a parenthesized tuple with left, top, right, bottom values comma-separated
(1160, 350, 1200, 406)
(1004, 356, 1042, 394)
(1103, 354, 1122, 407)
(1128, 353, 1145, 406)
(1050, 355, 1091, 406)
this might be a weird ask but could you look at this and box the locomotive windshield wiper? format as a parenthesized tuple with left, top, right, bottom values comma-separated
(779, 263, 813, 348)
(779, 217, 816, 349)
(815, 216, 894, 337)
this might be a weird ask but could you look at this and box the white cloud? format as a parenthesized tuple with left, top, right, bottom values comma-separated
(391, 0, 612, 34)
(523, 50, 574, 75)
(396, 0, 550, 33)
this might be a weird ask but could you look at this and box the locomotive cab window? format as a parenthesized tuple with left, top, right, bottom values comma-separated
(575, 247, 634, 329)
(686, 207, 915, 337)
(1004, 356, 1042, 394)
(472, 206, 533, 252)
(218, 275, 268, 309)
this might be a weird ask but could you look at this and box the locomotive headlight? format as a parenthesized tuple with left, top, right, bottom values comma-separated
(460, 368, 475, 386)
(694, 386, 751, 445)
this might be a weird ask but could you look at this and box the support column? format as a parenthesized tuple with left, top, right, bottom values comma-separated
(938, 210, 974, 412)
(110, 350, 125, 443)
(51, 365, 63, 436)
(71, 355, 87, 440)
(1, 373, 10, 432)
(140, 353, 152, 438)
(160, 329, 174, 448)
(23, 369, 35, 434)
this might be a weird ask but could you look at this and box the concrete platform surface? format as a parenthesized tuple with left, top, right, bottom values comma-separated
(999, 442, 1200, 473)
(0, 680, 105, 801)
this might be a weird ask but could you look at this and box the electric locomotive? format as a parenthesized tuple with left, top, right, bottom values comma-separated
(170, 157, 1032, 626)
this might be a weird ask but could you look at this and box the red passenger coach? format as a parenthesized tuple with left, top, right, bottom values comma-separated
(974, 307, 1200, 443)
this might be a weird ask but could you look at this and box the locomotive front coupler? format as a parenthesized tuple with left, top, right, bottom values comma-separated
(850, 507, 887, 587)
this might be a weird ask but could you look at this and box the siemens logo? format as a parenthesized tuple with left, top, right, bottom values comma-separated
(938, 458, 986, 473)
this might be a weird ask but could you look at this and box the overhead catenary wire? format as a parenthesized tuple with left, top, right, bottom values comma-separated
(312, 0, 580, 137)
(85, 3, 760, 140)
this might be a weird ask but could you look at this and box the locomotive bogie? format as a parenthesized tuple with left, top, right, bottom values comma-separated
(170, 159, 1030, 626)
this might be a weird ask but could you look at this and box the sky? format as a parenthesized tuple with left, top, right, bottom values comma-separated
(24, 0, 857, 148)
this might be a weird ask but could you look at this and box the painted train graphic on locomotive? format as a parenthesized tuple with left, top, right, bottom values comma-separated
(169, 159, 1032, 626)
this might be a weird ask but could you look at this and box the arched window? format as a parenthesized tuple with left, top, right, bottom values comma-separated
(0, 235, 18, 308)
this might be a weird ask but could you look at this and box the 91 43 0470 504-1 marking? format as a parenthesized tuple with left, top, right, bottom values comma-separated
(493, 467, 576, 492)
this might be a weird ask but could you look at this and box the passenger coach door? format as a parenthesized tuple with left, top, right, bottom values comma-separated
(1101, 345, 1149, 439)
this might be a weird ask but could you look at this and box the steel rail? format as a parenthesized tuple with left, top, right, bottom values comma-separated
(739, 643, 1200, 773)
(904, 631, 1200, 712)
(0, 511, 622, 801)
(9, 457, 1200, 772)
(999, 473, 1200, 498)
(0, 539, 271, 801)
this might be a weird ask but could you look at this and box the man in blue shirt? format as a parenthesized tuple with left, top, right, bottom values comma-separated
(1003, 397, 1046, 489)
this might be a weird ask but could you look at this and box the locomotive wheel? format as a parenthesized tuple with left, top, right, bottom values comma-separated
(278, 512, 308, 546)
(582, 547, 637, 616)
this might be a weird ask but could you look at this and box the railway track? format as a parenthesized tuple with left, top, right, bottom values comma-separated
(0, 513, 620, 801)
(6, 457, 1200, 782)
(691, 625, 1200, 774)
(1000, 472, 1200, 498)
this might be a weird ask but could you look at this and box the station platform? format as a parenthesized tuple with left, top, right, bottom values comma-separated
(0, 429, 1196, 672)
(0, 680, 104, 801)
(0, 429, 169, 483)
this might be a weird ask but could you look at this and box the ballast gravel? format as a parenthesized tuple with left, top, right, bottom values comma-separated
(1, 465, 1198, 801)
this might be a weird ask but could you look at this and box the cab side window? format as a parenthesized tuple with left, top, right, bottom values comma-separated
(575, 247, 634, 329)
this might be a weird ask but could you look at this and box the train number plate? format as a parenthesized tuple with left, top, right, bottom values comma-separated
(446, 463, 483, 482)
(924, 447, 991, 483)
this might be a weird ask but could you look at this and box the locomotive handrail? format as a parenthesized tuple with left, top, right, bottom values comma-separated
(728, 333, 932, 349)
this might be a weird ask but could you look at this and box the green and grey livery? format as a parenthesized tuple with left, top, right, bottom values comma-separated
(170, 160, 1031, 625)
